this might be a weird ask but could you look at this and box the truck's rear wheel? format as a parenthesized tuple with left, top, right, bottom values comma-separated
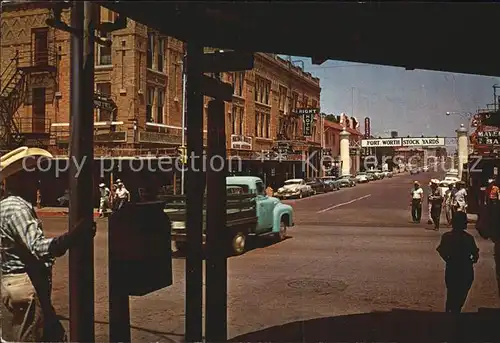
(175, 241, 188, 253)
(231, 232, 246, 255)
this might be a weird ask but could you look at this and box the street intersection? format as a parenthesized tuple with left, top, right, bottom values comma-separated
(41, 172, 499, 342)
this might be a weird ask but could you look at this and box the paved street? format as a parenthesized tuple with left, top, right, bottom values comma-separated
(41, 172, 499, 342)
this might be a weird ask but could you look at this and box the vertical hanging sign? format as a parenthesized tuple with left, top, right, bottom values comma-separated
(298, 108, 317, 136)
(364, 117, 371, 138)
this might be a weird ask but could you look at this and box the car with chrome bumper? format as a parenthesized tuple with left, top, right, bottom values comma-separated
(275, 178, 313, 199)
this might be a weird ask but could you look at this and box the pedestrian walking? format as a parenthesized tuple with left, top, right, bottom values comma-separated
(437, 211, 479, 313)
(113, 179, 130, 211)
(453, 181, 468, 214)
(427, 181, 434, 225)
(0, 147, 96, 342)
(476, 177, 500, 299)
(410, 181, 424, 223)
(428, 179, 444, 231)
(444, 183, 456, 225)
(98, 183, 111, 218)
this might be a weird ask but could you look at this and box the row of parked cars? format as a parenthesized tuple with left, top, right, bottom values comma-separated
(274, 169, 393, 199)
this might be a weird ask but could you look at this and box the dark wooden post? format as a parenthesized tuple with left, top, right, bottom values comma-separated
(68, 1, 95, 341)
(205, 99, 228, 342)
(185, 43, 205, 343)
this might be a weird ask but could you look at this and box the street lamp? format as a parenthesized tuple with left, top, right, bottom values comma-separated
(445, 111, 473, 132)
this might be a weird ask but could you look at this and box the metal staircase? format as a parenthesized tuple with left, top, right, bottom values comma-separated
(0, 51, 27, 149)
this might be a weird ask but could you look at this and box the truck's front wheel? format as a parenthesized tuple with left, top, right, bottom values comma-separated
(231, 232, 246, 255)
(276, 221, 287, 241)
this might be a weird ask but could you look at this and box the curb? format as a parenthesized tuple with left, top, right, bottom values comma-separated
(36, 210, 100, 218)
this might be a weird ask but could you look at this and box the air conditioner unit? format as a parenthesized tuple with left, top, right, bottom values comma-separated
(138, 89, 144, 95)
(174, 96, 179, 102)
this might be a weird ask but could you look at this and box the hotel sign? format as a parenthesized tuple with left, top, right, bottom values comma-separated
(230, 134, 252, 150)
(297, 108, 318, 137)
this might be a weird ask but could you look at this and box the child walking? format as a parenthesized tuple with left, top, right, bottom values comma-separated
(436, 211, 479, 313)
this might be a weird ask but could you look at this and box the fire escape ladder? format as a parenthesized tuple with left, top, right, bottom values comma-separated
(0, 52, 27, 148)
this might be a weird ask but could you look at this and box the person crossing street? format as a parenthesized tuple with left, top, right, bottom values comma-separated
(428, 179, 444, 231)
(410, 181, 424, 223)
(98, 183, 111, 218)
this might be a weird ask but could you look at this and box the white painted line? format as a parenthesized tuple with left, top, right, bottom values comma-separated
(316, 194, 372, 214)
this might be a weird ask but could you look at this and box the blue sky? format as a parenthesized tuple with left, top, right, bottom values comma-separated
(290, 56, 500, 139)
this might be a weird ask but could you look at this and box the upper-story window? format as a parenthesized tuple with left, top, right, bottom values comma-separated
(303, 95, 309, 108)
(157, 88, 165, 124)
(278, 86, 287, 112)
(33, 28, 49, 66)
(254, 76, 271, 105)
(95, 82, 112, 121)
(232, 72, 245, 97)
(292, 92, 299, 112)
(96, 32, 112, 66)
(147, 32, 154, 69)
(312, 99, 318, 109)
(157, 38, 165, 72)
(146, 86, 154, 122)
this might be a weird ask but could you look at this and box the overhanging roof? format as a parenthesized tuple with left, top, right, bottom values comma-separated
(98, 2, 500, 77)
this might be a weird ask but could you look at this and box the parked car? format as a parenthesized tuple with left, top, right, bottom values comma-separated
(337, 174, 357, 187)
(306, 178, 329, 194)
(410, 168, 419, 175)
(320, 177, 341, 191)
(355, 172, 369, 183)
(422, 165, 429, 172)
(367, 170, 382, 180)
(275, 178, 313, 199)
(165, 176, 294, 255)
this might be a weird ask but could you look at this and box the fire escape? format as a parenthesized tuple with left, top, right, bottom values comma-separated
(0, 41, 58, 150)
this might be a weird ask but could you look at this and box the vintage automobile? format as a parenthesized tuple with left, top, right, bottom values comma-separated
(275, 178, 313, 199)
(306, 178, 330, 194)
(337, 174, 357, 187)
(355, 172, 369, 183)
(320, 176, 341, 190)
(164, 176, 294, 255)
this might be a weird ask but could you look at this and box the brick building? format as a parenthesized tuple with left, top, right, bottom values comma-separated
(1, 1, 323, 202)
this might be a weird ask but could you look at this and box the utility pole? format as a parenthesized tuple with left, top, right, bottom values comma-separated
(493, 84, 499, 111)
(69, 2, 95, 341)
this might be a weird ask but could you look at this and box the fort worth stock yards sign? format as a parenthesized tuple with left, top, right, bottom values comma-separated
(361, 137, 445, 147)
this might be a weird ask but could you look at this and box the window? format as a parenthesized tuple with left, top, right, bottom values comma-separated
(292, 92, 299, 112)
(254, 77, 271, 105)
(278, 86, 287, 111)
(232, 72, 245, 97)
(231, 105, 244, 135)
(254, 113, 259, 136)
(312, 99, 318, 109)
(157, 88, 164, 124)
(260, 113, 265, 137)
(146, 87, 154, 122)
(32, 88, 46, 132)
(96, 82, 112, 121)
(147, 32, 154, 69)
(231, 105, 237, 134)
(303, 95, 309, 108)
(238, 107, 244, 135)
(255, 181, 265, 196)
(97, 32, 112, 66)
(157, 38, 165, 72)
(33, 28, 48, 66)
(265, 113, 270, 138)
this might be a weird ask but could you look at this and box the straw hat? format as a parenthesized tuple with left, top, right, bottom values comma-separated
(430, 179, 439, 185)
(0, 146, 53, 182)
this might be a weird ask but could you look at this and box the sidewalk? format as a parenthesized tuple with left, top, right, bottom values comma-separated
(36, 207, 101, 218)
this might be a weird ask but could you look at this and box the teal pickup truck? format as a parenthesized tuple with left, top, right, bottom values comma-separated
(162, 176, 294, 255)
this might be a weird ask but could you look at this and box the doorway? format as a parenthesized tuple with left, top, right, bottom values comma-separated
(33, 28, 49, 66)
(32, 88, 46, 133)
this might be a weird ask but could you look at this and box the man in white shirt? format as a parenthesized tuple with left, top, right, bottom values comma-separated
(411, 181, 424, 223)
(454, 181, 468, 213)
(114, 179, 130, 211)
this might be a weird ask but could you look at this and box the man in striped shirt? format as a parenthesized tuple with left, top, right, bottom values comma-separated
(1, 147, 96, 342)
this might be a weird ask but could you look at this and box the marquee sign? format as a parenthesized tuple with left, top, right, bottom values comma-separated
(361, 137, 445, 147)
(476, 131, 500, 145)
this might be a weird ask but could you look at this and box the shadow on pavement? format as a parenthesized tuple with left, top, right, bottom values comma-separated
(230, 308, 500, 343)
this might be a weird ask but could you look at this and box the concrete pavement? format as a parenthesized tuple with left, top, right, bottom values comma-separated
(33, 171, 499, 342)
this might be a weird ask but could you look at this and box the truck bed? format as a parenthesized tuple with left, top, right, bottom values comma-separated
(159, 193, 258, 237)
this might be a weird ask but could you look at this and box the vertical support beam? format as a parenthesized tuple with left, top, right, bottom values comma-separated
(205, 99, 228, 342)
(185, 43, 204, 343)
(340, 128, 350, 176)
(68, 1, 95, 342)
(456, 124, 469, 180)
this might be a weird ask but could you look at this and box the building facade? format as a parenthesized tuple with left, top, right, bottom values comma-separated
(1, 2, 325, 202)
